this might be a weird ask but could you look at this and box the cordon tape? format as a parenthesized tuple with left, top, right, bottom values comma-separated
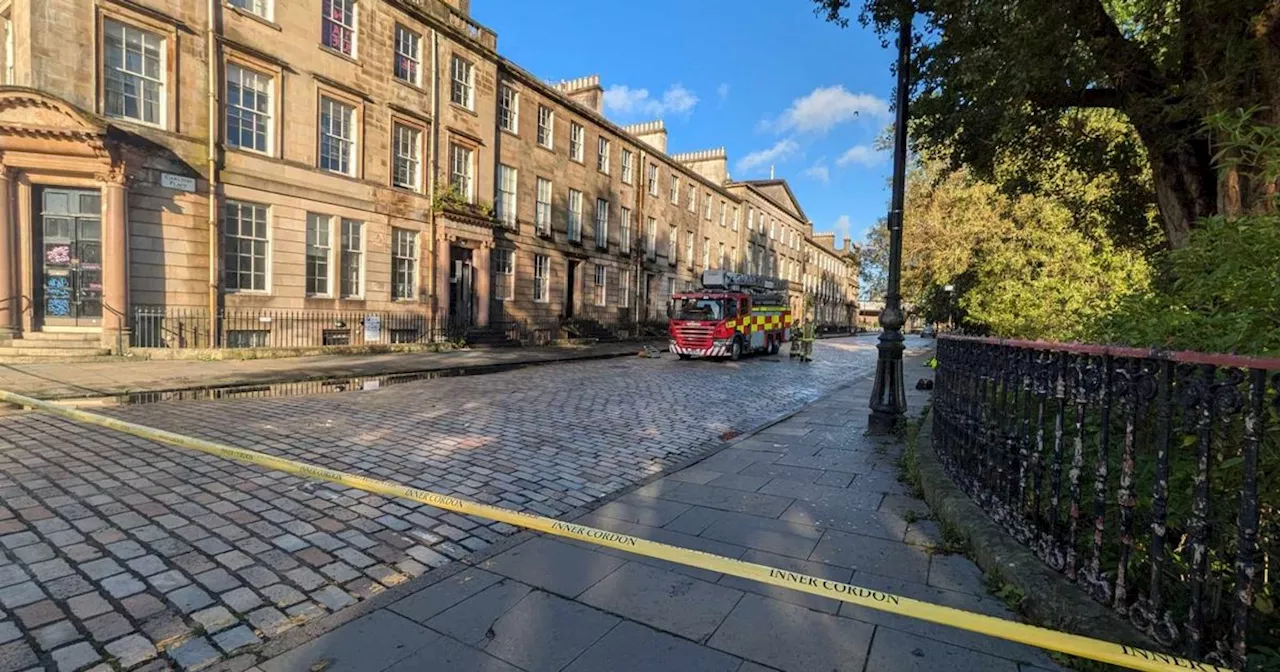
(0, 388, 1230, 672)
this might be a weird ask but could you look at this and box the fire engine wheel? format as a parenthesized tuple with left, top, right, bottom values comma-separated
(729, 338, 742, 362)
(677, 353, 692, 360)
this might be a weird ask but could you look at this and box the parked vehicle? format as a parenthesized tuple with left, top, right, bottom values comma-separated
(668, 271, 792, 361)
(922, 323, 937, 338)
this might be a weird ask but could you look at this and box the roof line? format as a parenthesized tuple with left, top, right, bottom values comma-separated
(730, 182, 807, 226)
(496, 57, 742, 202)
(734, 179, 808, 221)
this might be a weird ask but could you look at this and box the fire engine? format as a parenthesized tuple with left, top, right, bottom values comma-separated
(668, 270, 792, 361)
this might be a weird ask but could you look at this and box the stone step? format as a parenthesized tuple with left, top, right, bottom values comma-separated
(14, 331, 104, 341)
(0, 357, 118, 366)
(0, 346, 114, 358)
(4, 339, 108, 349)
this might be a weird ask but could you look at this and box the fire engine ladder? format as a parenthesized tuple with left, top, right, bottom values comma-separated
(699, 270, 788, 307)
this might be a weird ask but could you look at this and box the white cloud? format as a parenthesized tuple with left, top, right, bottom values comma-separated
(836, 144, 886, 168)
(604, 84, 699, 118)
(717, 83, 731, 102)
(833, 215, 852, 241)
(814, 216, 854, 248)
(803, 163, 830, 184)
(769, 86, 890, 134)
(736, 139, 800, 174)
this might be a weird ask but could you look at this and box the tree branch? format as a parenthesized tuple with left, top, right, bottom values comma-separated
(1067, 0, 1166, 94)
(1031, 88, 1123, 110)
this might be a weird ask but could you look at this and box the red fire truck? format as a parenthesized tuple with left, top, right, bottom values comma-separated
(668, 270, 792, 361)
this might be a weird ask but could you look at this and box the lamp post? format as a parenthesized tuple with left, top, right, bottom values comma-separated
(943, 284, 954, 331)
(868, 5, 913, 435)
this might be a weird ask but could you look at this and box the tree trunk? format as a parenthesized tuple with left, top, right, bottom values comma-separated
(1145, 136, 1217, 249)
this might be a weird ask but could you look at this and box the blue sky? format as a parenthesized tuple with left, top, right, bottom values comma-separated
(471, 0, 897, 247)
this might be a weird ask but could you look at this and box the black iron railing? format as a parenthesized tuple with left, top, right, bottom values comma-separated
(933, 335, 1278, 669)
(132, 307, 445, 349)
(131, 306, 663, 350)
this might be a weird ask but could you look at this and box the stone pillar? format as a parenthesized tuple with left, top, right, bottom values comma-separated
(0, 165, 14, 340)
(101, 172, 129, 353)
(435, 235, 451, 323)
(474, 243, 490, 328)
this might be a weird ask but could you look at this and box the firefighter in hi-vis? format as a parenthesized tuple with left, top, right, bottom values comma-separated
(790, 294, 816, 363)
(667, 271, 793, 361)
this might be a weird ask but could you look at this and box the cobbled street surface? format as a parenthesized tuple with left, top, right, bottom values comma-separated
(0, 336, 925, 671)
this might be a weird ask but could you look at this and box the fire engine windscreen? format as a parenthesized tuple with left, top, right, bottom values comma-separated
(671, 298, 731, 321)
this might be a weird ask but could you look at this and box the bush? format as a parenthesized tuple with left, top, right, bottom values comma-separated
(1093, 213, 1280, 355)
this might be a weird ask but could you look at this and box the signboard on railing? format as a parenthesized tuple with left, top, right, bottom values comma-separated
(364, 315, 381, 342)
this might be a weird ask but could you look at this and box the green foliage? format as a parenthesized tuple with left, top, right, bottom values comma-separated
(865, 149, 1151, 341)
(812, 0, 1280, 246)
(433, 184, 495, 220)
(1095, 109, 1280, 355)
(993, 110, 1164, 254)
(961, 197, 1151, 342)
(984, 574, 1027, 612)
(1093, 213, 1280, 355)
(1250, 645, 1280, 672)
(432, 183, 468, 211)
(1206, 106, 1280, 188)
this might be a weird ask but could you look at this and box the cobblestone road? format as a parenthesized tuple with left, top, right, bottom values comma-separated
(0, 336, 925, 671)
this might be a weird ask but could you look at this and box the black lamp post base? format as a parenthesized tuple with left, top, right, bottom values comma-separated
(867, 331, 907, 435)
(868, 405, 905, 435)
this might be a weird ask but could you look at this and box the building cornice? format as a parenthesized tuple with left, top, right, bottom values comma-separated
(385, 0, 500, 61)
(218, 35, 298, 73)
(0, 87, 109, 142)
(100, 0, 197, 34)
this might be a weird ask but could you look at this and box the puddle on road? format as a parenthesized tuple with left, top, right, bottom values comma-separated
(56, 361, 543, 408)
(28, 336, 903, 410)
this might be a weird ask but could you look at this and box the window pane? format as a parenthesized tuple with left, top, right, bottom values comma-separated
(103, 20, 164, 125)
(319, 97, 354, 174)
(394, 25, 420, 83)
(224, 201, 269, 292)
(226, 64, 272, 153)
(322, 0, 355, 56)
(339, 219, 362, 297)
(392, 123, 420, 189)
(450, 56, 473, 108)
(392, 228, 415, 300)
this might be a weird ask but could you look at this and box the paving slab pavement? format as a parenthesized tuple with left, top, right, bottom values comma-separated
(251, 350, 1066, 672)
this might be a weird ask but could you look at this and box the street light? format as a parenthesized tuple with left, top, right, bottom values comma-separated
(943, 284, 954, 331)
(868, 5, 913, 435)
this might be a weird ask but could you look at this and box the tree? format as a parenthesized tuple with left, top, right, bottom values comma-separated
(813, 0, 1279, 249)
(869, 151, 1151, 341)
(1094, 108, 1280, 355)
(859, 217, 889, 301)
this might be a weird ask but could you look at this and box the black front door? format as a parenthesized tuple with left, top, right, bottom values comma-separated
(38, 188, 103, 327)
(449, 246, 475, 327)
(565, 261, 578, 318)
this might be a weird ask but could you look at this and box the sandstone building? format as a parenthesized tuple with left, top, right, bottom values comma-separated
(0, 0, 856, 355)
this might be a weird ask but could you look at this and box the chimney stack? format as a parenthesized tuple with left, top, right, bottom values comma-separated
(622, 120, 667, 153)
(553, 75, 605, 115)
(671, 147, 728, 184)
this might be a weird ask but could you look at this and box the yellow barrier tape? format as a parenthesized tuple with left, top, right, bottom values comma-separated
(0, 389, 1229, 672)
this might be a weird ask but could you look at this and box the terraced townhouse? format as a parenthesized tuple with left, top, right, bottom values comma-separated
(0, 0, 857, 357)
